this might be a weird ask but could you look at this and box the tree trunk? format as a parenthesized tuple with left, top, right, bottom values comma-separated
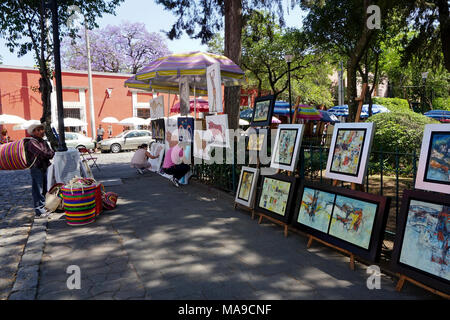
(39, 74, 58, 149)
(224, 0, 243, 130)
(347, 58, 358, 123)
(437, 0, 450, 72)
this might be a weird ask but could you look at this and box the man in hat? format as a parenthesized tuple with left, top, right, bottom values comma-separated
(26, 123, 55, 218)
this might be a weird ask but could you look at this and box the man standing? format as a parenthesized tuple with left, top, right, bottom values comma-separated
(96, 124, 105, 152)
(26, 123, 55, 218)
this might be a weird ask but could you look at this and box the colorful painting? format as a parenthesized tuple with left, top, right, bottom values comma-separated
(399, 200, 449, 281)
(238, 171, 254, 202)
(328, 195, 378, 249)
(253, 100, 271, 122)
(206, 114, 230, 148)
(330, 129, 366, 176)
(425, 132, 450, 185)
(235, 167, 259, 208)
(259, 177, 292, 216)
(251, 95, 275, 127)
(207, 62, 223, 113)
(247, 131, 267, 152)
(178, 117, 194, 143)
(274, 129, 298, 166)
(297, 188, 335, 233)
(151, 119, 165, 141)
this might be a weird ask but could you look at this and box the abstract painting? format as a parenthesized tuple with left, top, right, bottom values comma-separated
(325, 122, 375, 184)
(247, 129, 268, 152)
(271, 124, 305, 172)
(151, 119, 165, 141)
(178, 117, 195, 143)
(416, 124, 450, 194)
(251, 95, 275, 127)
(235, 167, 259, 208)
(258, 177, 292, 217)
(297, 187, 335, 233)
(207, 62, 223, 113)
(328, 195, 378, 249)
(391, 190, 449, 294)
(206, 114, 230, 148)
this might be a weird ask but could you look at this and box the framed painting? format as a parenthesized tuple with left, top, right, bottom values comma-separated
(390, 190, 449, 294)
(148, 142, 165, 172)
(178, 117, 195, 143)
(247, 128, 268, 152)
(206, 114, 230, 148)
(250, 95, 275, 127)
(415, 124, 450, 195)
(151, 118, 166, 141)
(270, 124, 305, 172)
(207, 62, 223, 113)
(325, 122, 375, 184)
(255, 174, 298, 224)
(292, 182, 391, 262)
(235, 167, 260, 209)
(150, 96, 165, 119)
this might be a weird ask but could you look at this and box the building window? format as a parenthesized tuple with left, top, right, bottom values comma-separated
(63, 108, 81, 119)
(137, 108, 150, 119)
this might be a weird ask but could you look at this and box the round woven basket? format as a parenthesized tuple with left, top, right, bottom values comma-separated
(0, 139, 30, 170)
(61, 185, 97, 227)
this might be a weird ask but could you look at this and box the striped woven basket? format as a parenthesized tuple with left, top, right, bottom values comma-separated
(0, 139, 33, 170)
(62, 178, 98, 227)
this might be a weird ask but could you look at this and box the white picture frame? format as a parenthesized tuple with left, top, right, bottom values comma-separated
(207, 62, 223, 113)
(270, 124, 305, 172)
(193, 130, 211, 161)
(325, 122, 375, 185)
(235, 166, 260, 209)
(148, 142, 165, 173)
(415, 123, 450, 194)
(150, 96, 165, 119)
(205, 114, 230, 148)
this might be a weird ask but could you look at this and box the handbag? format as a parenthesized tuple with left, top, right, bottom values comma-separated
(102, 192, 119, 210)
(45, 183, 64, 212)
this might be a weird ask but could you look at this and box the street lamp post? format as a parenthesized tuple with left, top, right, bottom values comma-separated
(285, 54, 293, 124)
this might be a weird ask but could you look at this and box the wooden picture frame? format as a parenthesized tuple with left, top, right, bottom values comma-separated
(390, 189, 449, 294)
(255, 174, 298, 224)
(235, 167, 260, 209)
(325, 122, 375, 184)
(270, 124, 305, 172)
(291, 182, 390, 262)
(415, 124, 450, 195)
(250, 95, 275, 127)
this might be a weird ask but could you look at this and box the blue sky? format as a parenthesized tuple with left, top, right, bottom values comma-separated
(0, 0, 305, 68)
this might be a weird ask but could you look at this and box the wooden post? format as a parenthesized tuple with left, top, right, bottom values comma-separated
(292, 97, 301, 124)
(395, 275, 450, 299)
(355, 83, 368, 123)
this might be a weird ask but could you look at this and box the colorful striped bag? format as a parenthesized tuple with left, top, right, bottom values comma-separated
(0, 138, 36, 170)
(61, 177, 98, 227)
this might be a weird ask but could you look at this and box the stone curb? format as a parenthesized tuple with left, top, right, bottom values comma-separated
(8, 219, 48, 300)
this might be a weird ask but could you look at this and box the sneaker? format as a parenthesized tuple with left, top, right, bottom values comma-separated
(137, 168, 144, 175)
(36, 211, 52, 219)
(171, 177, 180, 188)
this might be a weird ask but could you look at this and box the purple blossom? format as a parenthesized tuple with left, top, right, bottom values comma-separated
(62, 21, 171, 74)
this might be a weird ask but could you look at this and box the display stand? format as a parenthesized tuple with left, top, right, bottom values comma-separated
(257, 212, 289, 238)
(307, 234, 356, 270)
(395, 274, 450, 299)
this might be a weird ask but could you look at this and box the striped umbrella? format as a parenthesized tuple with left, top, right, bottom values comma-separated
(296, 105, 321, 120)
(124, 77, 208, 96)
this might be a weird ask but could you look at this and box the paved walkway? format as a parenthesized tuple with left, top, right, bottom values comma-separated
(1, 153, 441, 300)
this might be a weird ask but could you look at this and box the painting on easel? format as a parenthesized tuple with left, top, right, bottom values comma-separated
(297, 187, 335, 233)
(325, 122, 375, 184)
(415, 124, 450, 195)
(270, 124, 305, 172)
(235, 167, 260, 209)
(250, 95, 275, 127)
(391, 190, 450, 295)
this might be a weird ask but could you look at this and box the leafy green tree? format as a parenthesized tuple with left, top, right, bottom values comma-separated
(0, 0, 123, 147)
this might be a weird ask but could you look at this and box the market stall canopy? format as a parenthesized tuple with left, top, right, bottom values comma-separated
(119, 117, 149, 126)
(319, 110, 340, 123)
(0, 114, 26, 125)
(424, 110, 450, 122)
(328, 104, 390, 118)
(134, 51, 246, 87)
(125, 77, 208, 96)
(101, 117, 119, 124)
(63, 118, 87, 127)
(295, 105, 321, 121)
(171, 99, 209, 113)
(12, 120, 40, 131)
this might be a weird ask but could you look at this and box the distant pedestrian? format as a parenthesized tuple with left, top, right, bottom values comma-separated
(1, 129, 10, 144)
(26, 123, 55, 218)
(96, 124, 105, 142)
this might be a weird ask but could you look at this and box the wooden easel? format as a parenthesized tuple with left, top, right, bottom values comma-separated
(258, 213, 289, 238)
(234, 202, 257, 220)
(307, 235, 356, 270)
(395, 274, 450, 300)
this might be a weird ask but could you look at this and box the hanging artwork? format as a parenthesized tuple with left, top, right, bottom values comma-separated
(255, 174, 297, 224)
(235, 167, 260, 209)
(271, 124, 305, 172)
(205, 114, 230, 148)
(151, 119, 166, 141)
(247, 128, 268, 152)
(193, 130, 211, 161)
(179, 77, 190, 116)
(292, 182, 390, 262)
(149, 96, 165, 119)
(178, 117, 195, 143)
(325, 122, 375, 184)
(415, 124, 450, 195)
(207, 62, 223, 113)
(250, 95, 275, 127)
(148, 142, 165, 172)
(390, 190, 449, 294)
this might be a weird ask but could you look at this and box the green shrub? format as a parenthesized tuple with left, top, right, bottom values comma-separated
(372, 97, 411, 113)
(433, 97, 450, 111)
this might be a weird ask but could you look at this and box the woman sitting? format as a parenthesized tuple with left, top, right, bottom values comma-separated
(162, 132, 190, 187)
(130, 144, 160, 174)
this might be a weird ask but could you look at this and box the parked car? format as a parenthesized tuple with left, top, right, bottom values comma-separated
(100, 130, 153, 153)
(64, 132, 96, 150)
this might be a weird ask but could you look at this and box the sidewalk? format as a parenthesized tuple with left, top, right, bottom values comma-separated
(32, 164, 438, 300)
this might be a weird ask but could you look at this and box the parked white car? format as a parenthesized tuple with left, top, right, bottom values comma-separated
(64, 132, 96, 150)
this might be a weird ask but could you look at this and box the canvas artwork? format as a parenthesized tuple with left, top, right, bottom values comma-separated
(253, 100, 271, 122)
(238, 171, 254, 201)
(297, 188, 335, 233)
(399, 200, 449, 281)
(328, 195, 378, 249)
(415, 124, 450, 194)
(179, 77, 190, 116)
(251, 95, 275, 127)
(271, 124, 305, 172)
(206, 114, 230, 148)
(148, 143, 165, 172)
(330, 129, 366, 176)
(247, 129, 267, 152)
(207, 63, 223, 113)
(193, 130, 211, 160)
(325, 123, 375, 185)
(151, 119, 166, 141)
(178, 117, 194, 143)
(150, 96, 165, 119)
(259, 177, 292, 216)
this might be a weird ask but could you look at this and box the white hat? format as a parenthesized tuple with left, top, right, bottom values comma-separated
(27, 122, 44, 135)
